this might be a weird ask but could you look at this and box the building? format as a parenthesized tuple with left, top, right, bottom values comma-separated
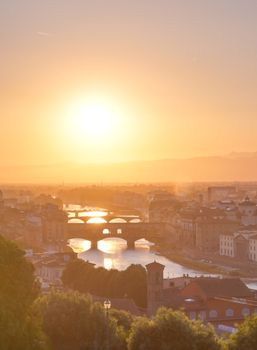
(238, 196, 257, 226)
(146, 261, 165, 316)
(41, 204, 68, 242)
(171, 207, 238, 253)
(24, 212, 44, 246)
(196, 215, 238, 253)
(208, 186, 237, 203)
(148, 198, 180, 223)
(180, 278, 256, 326)
(146, 261, 257, 329)
(220, 233, 235, 258)
(33, 251, 76, 288)
(220, 229, 257, 262)
(249, 235, 257, 262)
(217, 200, 236, 211)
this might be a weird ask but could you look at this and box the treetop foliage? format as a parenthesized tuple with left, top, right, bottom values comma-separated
(1, 235, 257, 350)
(62, 259, 147, 307)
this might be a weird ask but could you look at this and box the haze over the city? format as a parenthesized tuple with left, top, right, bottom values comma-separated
(1, 0, 257, 181)
(3, 2, 257, 348)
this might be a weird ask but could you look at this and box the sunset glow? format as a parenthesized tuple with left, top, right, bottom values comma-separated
(3, 1, 257, 347)
(66, 97, 120, 144)
(1, 0, 257, 182)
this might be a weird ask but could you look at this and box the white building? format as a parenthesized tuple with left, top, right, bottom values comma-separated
(220, 233, 235, 257)
(220, 230, 257, 262)
(249, 235, 257, 262)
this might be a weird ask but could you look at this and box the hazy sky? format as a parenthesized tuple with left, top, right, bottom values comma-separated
(1, 0, 257, 165)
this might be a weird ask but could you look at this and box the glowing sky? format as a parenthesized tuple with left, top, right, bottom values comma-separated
(1, 0, 257, 165)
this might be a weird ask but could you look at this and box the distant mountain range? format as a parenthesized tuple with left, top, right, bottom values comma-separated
(1, 152, 257, 183)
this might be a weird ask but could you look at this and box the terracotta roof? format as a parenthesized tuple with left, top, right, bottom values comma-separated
(191, 278, 252, 298)
(162, 288, 185, 309)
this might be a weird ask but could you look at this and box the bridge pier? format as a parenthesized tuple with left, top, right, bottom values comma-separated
(126, 240, 136, 250)
(91, 241, 98, 250)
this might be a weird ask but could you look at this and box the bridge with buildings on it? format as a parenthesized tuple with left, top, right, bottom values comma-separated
(66, 221, 165, 249)
(67, 211, 142, 224)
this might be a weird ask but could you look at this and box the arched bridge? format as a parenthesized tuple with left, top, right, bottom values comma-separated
(67, 222, 164, 249)
(67, 212, 142, 224)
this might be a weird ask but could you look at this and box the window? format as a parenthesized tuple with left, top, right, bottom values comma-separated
(242, 308, 250, 316)
(226, 308, 234, 317)
(199, 311, 206, 320)
(209, 309, 218, 318)
(189, 311, 196, 320)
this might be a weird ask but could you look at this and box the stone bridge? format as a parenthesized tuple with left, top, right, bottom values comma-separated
(67, 212, 142, 223)
(67, 222, 164, 249)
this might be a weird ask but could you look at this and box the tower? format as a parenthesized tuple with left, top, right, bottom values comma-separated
(145, 261, 165, 316)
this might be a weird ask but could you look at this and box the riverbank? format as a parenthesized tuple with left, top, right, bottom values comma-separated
(153, 243, 256, 278)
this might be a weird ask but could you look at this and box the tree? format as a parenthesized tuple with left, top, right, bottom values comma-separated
(128, 308, 222, 350)
(0, 235, 39, 311)
(110, 308, 134, 332)
(33, 291, 127, 350)
(228, 315, 257, 350)
(62, 260, 147, 307)
(121, 264, 147, 308)
(0, 235, 45, 350)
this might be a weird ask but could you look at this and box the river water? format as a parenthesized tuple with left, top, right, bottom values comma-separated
(68, 237, 213, 278)
(65, 205, 257, 288)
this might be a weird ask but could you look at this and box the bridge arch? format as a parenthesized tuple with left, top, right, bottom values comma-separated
(103, 228, 111, 235)
(68, 218, 84, 224)
(129, 218, 141, 223)
(98, 237, 127, 253)
(68, 238, 91, 252)
(109, 218, 127, 223)
(87, 217, 107, 224)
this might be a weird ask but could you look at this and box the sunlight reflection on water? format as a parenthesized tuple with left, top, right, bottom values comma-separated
(68, 237, 212, 278)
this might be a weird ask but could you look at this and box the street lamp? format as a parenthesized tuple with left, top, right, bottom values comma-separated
(104, 300, 111, 350)
(104, 299, 111, 311)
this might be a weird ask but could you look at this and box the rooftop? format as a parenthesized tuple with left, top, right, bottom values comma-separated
(185, 278, 252, 299)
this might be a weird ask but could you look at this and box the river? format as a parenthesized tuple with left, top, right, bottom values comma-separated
(68, 237, 214, 278)
(65, 205, 257, 289)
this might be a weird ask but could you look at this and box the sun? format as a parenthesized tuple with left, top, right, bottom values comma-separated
(75, 101, 113, 138)
(56, 94, 132, 161)
(66, 96, 120, 144)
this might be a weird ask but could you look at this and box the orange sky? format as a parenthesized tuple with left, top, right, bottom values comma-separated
(1, 1, 257, 166)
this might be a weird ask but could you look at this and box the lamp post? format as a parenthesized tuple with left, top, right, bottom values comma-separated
(104, 299, 111, 350)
